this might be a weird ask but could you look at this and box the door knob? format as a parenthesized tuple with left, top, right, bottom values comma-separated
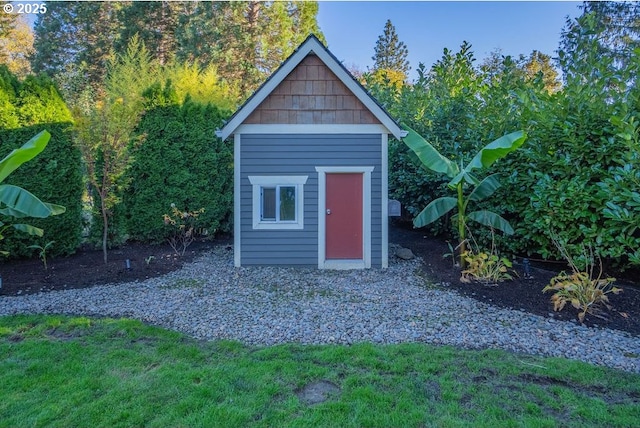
(326, 209, 331, 215)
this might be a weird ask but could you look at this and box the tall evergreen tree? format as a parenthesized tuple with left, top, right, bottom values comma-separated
(0, 10, 16, 40)
(31, 1, 80, 78)
(31, 0, 324, 103)
(31, 1, 124, 89)
(372, 19, 410, 78)
(0, 15, 34, 78)
(118, 1, 187, 66)
(175, 1, 225, 66)
(559, 1, 640, 81)
(176, 1, 325, 100)
(77, 2, 124, 87)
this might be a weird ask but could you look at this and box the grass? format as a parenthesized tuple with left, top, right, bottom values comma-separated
(0, 315, 638, 427)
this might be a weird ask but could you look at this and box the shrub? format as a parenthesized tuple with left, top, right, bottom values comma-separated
(460, 230, 514, 285)
(543, 238, 621, 323)
(162, 204, 205, 256)
(0, 70, 83, 258)
(596, 115, 640, 267)
(375, 10, 640, 272)
(461, 250, 513, 285)
(122, 85, 232, 243)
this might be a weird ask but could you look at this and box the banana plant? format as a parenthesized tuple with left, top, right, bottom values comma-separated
(402, 125, 526, 266)
(0, 131, 66, 255)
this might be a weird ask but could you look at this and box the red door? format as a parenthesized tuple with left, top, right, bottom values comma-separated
(326, 173, 363, 259)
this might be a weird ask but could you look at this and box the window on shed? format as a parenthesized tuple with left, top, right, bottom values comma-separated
(260, 186, 296, 222)
(249, 176, 308, 230)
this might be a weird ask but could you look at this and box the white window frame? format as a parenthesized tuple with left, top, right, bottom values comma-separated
(248, 175, 308, 230)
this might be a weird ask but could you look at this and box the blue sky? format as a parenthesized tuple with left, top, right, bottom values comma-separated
(317, 1, 583, 80)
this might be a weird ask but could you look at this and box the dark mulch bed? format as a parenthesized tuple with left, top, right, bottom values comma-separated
(390, 222, 640, 337)
(1, 225, 638, 337)
(0, 238, 230, 296)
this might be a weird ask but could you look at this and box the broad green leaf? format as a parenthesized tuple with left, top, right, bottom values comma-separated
(0, 184, 66, 218)
(402, 125, 458, 178)
(469, 174, 502, 202)
(467, 210, 514, 235)
(0, 207, 29, 218)
(413, 197, 457, 228)
(43, 202, 66, 215)
(449, 170, 480, 188)
(0, 131, 50, 183)
(465, 131, 527, 173)
(11, 223, 44, 237)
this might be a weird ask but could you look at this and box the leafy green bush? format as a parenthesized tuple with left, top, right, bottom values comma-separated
(121, 83, 232, 242)
(387, 45, 488, 235)
(378, 11, 640, 271)
(493, 25, 639, 266)
(0, 70, 83, 258)
(597, 115, 640, 267)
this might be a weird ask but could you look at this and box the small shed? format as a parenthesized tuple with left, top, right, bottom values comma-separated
(217, 35, 406, 269)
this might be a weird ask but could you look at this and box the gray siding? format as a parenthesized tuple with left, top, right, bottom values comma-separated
(240, 134, 383, 267)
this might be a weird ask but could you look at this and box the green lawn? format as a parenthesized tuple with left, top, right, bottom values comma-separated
(1, 315, 638, 427)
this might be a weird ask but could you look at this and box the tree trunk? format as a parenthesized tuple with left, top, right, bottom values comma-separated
(101, 195, 108, 264)
(457, 183, 467, 268)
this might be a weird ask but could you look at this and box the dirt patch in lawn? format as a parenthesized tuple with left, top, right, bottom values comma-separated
(1, 225, 638, 337)
(296, 380, 341, 405)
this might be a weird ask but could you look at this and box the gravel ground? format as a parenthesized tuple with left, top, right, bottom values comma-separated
(1, 245, 638, 373)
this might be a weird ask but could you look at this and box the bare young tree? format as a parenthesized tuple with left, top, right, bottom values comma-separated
(74, 37, 157, 263)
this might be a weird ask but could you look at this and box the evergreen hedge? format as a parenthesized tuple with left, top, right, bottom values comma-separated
(0, 68, 84, 258)
(122, 86, 232, 242)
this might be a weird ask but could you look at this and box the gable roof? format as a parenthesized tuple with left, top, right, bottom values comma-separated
(216, 34, 407, 140)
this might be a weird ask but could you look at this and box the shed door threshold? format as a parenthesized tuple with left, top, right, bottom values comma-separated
(323, 259, 365, 270)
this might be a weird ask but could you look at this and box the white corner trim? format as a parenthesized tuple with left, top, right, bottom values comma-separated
(248, 175, 308, 230)
(234, 134, 241, 267)
(235, 124, 389, 135)
(316, 166, 373, 269)
(381, 134, 389, 269)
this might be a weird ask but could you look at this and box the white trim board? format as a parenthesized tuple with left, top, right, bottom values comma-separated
(381, 134, 389, 269)
(235, 124, 390, 135)
(315, 166, 373, 270)
(234, 134, 241, 267)
(323, 259, 366, 270)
